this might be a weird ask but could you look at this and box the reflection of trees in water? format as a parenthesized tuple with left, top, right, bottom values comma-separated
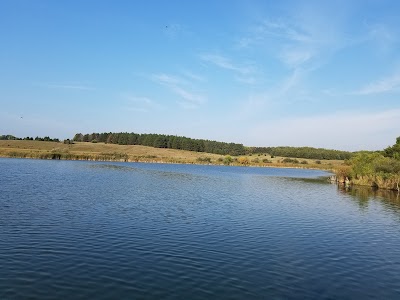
(337, 184, 400, 213)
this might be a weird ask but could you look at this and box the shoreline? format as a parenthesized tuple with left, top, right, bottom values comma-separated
(0, 153, 333, 172)
(0, 140, 337, 171)
(2, 151, 397, 191)
(333, 174, 400, 192)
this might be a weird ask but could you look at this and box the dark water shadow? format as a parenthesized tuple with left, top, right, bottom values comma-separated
(85, 162, 208, 182)
(285, 176, 332, 185)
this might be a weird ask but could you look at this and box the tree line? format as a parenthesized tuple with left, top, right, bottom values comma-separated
(350, 137, 400, 177)
(73, 132, 247, 156)
(2, 131, 355, 160)
(249, 146, 353, 160)
(383, 136, 400, 160)
(0, 135, 60, 142)
(73, 132, 356, 159)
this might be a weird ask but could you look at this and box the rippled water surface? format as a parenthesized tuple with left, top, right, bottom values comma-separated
(1, 158, 400, 299)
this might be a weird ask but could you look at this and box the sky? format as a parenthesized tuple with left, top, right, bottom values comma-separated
(1, 0, 400, 151)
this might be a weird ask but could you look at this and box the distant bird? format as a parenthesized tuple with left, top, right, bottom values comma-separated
(20, 116, 23, 119)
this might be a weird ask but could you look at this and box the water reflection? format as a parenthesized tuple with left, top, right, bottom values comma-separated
(87, 163, 135, 172)
(338, 184, 400, 212)
(86, 162, 207, 182)
(286, 176, 331, 185)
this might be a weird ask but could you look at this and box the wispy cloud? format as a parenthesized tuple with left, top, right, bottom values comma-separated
(255, 20, 313, 43)
(236, 20, 310, 50)
(235, 76, 258, 85)
(151, 73, 206, 108)
(265, 21, 324, 69)
(231, 67, 317, 123)
(279, 68, 305, 94)
(176, 101, 200, 110)
(200, 53, 254, 75)
(199, 53, 260, 85)
(279, 47, 314, 67)
(230, 6, 359, 109)
(126, 95, 154, 105)
(37, 83, 95, 91)
(122, 94, 163, 112)
(366, 23, 398, 53)
(170, 86, 205, 105)
(180, 70, 206, 82)
(152, 73, 185, 86)
(236, 10, 348, 71)
(354, 73, 400, 95)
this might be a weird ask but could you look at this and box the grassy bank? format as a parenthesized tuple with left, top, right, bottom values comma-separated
(350, 175, 400, 190)
(0, 140, 342, 170)
(335, 165, 400, 191)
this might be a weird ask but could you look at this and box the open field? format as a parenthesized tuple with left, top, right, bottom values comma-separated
(0, 140, 344, 170)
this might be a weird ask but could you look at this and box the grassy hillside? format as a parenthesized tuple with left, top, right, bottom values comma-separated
(0, 140, 342, 170)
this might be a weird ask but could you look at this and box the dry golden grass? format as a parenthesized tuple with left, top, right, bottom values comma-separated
(0, 140, 224, 164)
(0, 140, 344, 170)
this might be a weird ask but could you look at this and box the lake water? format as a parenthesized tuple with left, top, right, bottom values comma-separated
(1, 158, 400, 299)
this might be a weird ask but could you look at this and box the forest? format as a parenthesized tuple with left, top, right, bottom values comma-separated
(73, 132, 354, 160)
(2, 131, 355, 160)
(72, 132, 246, 156)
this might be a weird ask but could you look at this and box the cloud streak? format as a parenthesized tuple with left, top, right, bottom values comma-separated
(354, 73, 400, 95)
(200, 53, 254, 75)
(122, 94, 163, 112)
(366, 22, 398, 53)
(37, 83, 95, 91)
(255, 20, 313, 43)
(237, 4, 354, 71)
(151, 73, 206, 108)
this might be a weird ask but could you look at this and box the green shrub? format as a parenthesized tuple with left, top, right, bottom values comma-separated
(197, 157, 212, 163)
(282, 158, 299, 164)
(223, 155, 233, 165)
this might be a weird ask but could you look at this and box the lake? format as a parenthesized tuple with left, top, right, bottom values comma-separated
(1, 158, 400, 299)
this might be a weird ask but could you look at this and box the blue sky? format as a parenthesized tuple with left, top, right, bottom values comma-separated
(1, 0, 400, 151)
